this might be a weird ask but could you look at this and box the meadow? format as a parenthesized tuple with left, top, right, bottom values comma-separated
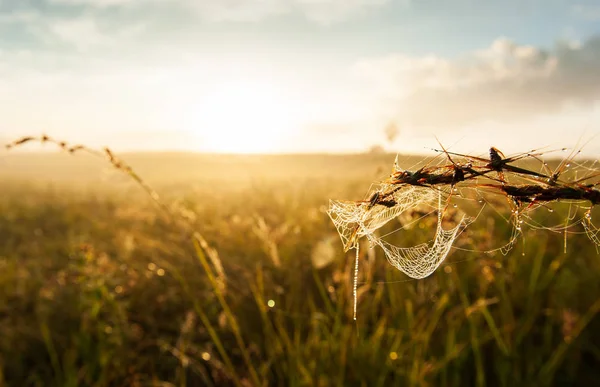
(1, 149, 599, 386)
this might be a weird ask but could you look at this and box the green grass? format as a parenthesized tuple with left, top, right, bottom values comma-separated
(1, 152, 599, 386)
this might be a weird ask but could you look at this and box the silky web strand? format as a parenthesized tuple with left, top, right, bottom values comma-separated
(353, 246, 359, 321)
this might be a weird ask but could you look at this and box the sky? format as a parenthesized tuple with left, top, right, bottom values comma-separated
(1, 0, 600, 154)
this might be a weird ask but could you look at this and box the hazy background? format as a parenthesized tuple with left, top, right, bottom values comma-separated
(3, 2, 600, 385)
(1, 0, 600, 154)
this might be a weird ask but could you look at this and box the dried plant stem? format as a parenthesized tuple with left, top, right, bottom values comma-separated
(4, 134, 262, 387)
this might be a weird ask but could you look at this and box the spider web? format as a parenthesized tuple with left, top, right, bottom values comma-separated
(328, 143, 600, 319)
(327, 185, 438, 252)
(328, 182, 469, 279)
(329, 188, 467, 320)
(583, 213, 600, 249)
(369, 199, 468, 279)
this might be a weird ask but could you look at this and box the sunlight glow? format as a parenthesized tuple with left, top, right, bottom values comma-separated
(190, 80, 296, 153)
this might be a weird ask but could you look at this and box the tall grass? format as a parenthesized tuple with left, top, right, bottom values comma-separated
(1, 137, 599, 386)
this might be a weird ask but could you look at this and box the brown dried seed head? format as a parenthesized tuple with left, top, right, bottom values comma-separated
(14, 136, 35, 145)
(104, 147, 114, 160)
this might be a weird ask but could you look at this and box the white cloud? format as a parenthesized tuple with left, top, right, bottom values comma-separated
(294, 0, 391, 25)
(47, 0, 143, 6)
(186, 0, 289, 22)
(47, 0, 392, 24)
(0, 8, 147, 54)
(0, 10, 39, 23)
(352, 36, 600, 129)
(0, 0, 393, 66)
(48, 18, 110, 50)
(48, 17, 146, 51)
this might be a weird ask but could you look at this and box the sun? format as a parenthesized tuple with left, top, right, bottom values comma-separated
(190, 80, 295, 153)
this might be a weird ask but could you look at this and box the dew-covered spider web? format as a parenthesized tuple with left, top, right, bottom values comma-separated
(328, 186, 469, 319)
(327, 142, 600, 320)
(369, 204, 468, 280)
(328, 185, 438, 252)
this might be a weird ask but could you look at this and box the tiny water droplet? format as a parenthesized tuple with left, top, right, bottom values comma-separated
(453, 204, 458, 208)
(548, 208, 554, 213)
(566, 163, 571, 168)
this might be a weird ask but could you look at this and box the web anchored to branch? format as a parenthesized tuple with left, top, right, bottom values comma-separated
(329, 188, 468, 320)
(327, 144, 600, 320)
(328, 185, 438, 252)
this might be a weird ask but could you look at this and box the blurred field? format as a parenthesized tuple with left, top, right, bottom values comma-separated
(1, 151, 600, 386)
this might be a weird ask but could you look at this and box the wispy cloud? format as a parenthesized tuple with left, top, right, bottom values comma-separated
(353, 36, 600, 129)
(48, 0, 137, 6)
(2, 0, 600, 153)
(290, 0, 392, 25)
(43, 0, 392, 24)
(0, 0, 394, 66)
(47, 17, 146, 51)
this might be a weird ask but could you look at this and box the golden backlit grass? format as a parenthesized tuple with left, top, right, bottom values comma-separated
(1, 148, 600, 386)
